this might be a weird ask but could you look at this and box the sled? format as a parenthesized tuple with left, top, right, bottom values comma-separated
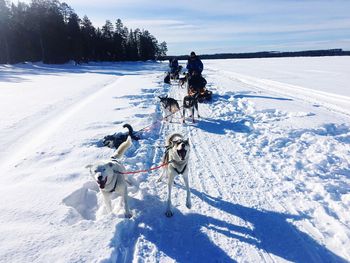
(188, 88, 212, 102)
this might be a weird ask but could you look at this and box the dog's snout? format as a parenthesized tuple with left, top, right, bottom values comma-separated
(180, 143, 185, 149)
(98, 175, 103, 181)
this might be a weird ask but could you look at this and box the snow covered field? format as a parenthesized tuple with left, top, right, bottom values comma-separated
(0, 57, 349, 262)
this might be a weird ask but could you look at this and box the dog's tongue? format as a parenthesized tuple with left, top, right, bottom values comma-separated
(178, 149, 187, 160)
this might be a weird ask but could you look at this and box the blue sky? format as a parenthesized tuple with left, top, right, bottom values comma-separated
(11, 0, 350, 55)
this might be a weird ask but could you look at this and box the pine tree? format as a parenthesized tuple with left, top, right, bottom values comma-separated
(158, 41, 168, 57)
(0, 0, 11, 63)
(0, 0, 166, 64)
(81, 15, 96, 62)
(67, 12, 82, 63)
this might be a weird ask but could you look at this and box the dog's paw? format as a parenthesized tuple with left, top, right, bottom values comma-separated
(165, 210, 173, 217)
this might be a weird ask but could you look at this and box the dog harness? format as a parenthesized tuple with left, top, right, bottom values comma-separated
(173, 164, 187, 174)
(108, 158, 120, 193)
(109, 174, 119, 193)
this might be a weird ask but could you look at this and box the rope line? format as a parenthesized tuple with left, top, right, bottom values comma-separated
(138, 105, 184, 132)
(117, 161, 171, 175)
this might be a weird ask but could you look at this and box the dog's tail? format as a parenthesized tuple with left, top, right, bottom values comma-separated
(123, 123, 140, 140)
(111, 135, 132, 159)
(123, 123, 133, 135)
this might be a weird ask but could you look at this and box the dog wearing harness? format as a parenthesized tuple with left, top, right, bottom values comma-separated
(183, 92, 200, 123)
(159, 133, 191, 217)
(158, 95, 183, 123)
(86, 136, 132, 218)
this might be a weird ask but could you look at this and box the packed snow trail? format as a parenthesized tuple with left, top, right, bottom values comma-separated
(121, 72, 348, 262)
(0, 76, 119, 172)
(0, 60, 349, 262)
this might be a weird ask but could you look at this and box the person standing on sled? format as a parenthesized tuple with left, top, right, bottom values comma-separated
(186, 51, 203, 75)
(188, 70, 207, 96)
(169, 58, 179, 75)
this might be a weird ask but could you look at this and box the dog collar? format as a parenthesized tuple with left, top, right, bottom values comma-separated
(109, 173, 119, 193)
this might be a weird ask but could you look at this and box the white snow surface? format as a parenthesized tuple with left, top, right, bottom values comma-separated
(0, 57, 349, 262)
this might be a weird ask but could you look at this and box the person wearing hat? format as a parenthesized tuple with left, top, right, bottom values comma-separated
(186, 51, 203, 75)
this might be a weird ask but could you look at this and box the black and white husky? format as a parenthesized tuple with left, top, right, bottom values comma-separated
(103, 124, 139, 149)
(183, 93, 200, 123)
(159, 133, 191, 217)
(158, 95, 182, 122)
(87, 136, 132, 218)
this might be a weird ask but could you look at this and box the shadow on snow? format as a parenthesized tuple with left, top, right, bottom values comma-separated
(110, 194, 236, 263)
(197, 117, 253, 134)
(190, 189, 347, 263)
(108, 188, 347, 262)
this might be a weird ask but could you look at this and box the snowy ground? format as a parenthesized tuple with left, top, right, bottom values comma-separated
(0, 57, 349, 262)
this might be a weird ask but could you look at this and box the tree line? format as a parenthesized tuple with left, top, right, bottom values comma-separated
(168, 49, 350, 61)
(0, 0, 168, 64)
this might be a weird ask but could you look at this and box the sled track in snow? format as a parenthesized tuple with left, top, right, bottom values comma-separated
(157, 81, 276, 261)
(145, 76, 346, 262)
(0, 77, 120, 173)
(207, 67, 350, 117)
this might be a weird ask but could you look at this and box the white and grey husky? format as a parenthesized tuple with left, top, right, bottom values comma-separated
(87, 136, 132, 218)
(159, 133, 191, 217)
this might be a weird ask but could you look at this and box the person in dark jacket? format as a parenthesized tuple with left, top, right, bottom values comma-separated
(186, 51, 203, 75)
(169, 58, 179, 74)
(188, 70, 207, 95)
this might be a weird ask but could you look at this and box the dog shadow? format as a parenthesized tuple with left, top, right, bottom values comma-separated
(110, 195, 237, 262)
(197, 117, 253, 134)
(188, 189, 347, 263)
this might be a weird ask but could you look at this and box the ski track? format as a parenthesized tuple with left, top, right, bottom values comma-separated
(207, 67, 350, 117)
(0, 76, 118, 173)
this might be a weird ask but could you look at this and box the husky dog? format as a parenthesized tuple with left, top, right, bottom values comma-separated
(178, 72, 189, 88)
(183, 93, 200, 123)
(170, 65, 183, 81)
(87, 136, 132, 218)
(160, 133, 191, 217)
(158, 95, 182, 123)
(103, 124, 139, 149)
(164, 72, 171, 84)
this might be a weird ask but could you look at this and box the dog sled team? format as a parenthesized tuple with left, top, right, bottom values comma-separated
(88, 127, 191, 218)
(87, 51, 211, 219)
(165, 51, 212, 106)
